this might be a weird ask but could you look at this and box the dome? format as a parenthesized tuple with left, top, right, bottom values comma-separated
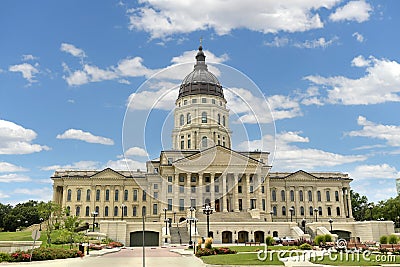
(178, 45, 224, 99)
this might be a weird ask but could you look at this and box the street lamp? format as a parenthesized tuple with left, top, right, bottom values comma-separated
(203, 205, 213, 237)
(269, 210, 274, 222)
(162, 208, 168, 237)
(91, 211, 98, 232)
(39, 218, 43, 231)
(188, 207, 196, 248)
(328, 218, 333, 232)
(314, 208, 319, 222)
(368, 203, 373, 221)
(289, 207, 294, 222)
(121, 204, 126, 221)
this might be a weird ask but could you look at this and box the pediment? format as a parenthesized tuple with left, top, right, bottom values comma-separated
(90, 168, 126, 179)
(282, 170, 319, 181)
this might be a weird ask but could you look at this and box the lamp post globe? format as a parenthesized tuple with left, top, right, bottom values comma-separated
(269, 210, 274, 222)
(289, 207, 294, 222)
(203, 205, 213, 238)
(314, 208, 319, 222)
(328, 218, 333, 232)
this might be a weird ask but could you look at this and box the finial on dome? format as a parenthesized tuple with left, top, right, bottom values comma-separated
(196, 38, 205, 62)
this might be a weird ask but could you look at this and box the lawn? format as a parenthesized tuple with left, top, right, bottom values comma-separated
(226, 245, 294, 253)
(311, 253, 400, 266)
(200, 252, 284, 265)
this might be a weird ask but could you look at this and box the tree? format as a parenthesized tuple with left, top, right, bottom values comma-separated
(0, 203, 12, 230)
(63, 215, 84, 248)
(37, 201, 62, 247)
(351, 190, 369, 221)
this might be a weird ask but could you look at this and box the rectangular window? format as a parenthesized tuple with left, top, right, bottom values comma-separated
(191, 186, 196, 193)
(86, 190, 91, 201)
(299, 190, 304, 202)
(133, 206, 137, 216)
(168, 185, 172, 193)
(206, 185, 210, 192)
(335, 191, 339, 201)
(262, 199, 266, 211)
(105, 190, 110, 201)
(191, 175, 196, 182)
(154, 167, 158, 173)
(133, 189, 138, 201)
(192, 99, 197, 103)
(249, 186, 253, 193)
(290, 190, 295, 201)
(205, 176, 210, 183)
(179, 199, 184, 211)
(308, 190, 312, 201)
(326, 191, 331, 202)
(115, 190, 119, 201)
(238, 199, 242, 211)
(124, 190, 128, 201)
(154, 184, 158, 190)
(153, 204, 158, 215)
(168, 199, 172, 210)
(238, 186, 242, 194)
(179, 186, 184, 193)
(180, 141, 184, 149)
(215, 185, 219, 193)
(96, 190, 100, 201)
(202, 98, 207, 103)
(168, 176, 173, 182)
(191, 199, 196, 208)
(317, 191, 321, 202)
(154, 192, 158, 199)
(261, 186, 265, 193)
(142, 190, 147, 201)
(187, 139, 191, 149)
(179, 176, 185, 182)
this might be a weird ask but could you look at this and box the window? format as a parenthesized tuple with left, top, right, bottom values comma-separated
(168, 199, 172, 210)
(202, 98, 207, 103)
(184, 100, 187, 105)
(202, 136, 207, 148)
(249, 186, 253, 193)
(86, 189, 91, 201)
(281, 190, 285, 201)
(201, 112, 207, 123)
(133, 190, 138, 201)
(300, 206, 305, 216)
(85, 206, 90, 216)
(273, 206, 277, 216)
(191, 186, 196, 193)
(188, 138, 191, 149)
(180, 114, 184, 126)
(327, 207, 332, 216)
(290, 190, 294, 201)
(168, 176, 172, 182)
(115, 190, 119, 201)
(272, 190, 276, 201)
(114, 206, 118, 216)
(262, 199, 266, 211)
(261, 186, 265, 193)
(238, 186, 242, 193)
(168, 185, 172, 193)
(142, 206, 146, 216)
(142, 190, 147, 201)
(191, 199, 196, 208)
(76, 206, 81, 216)
(105, 189, 110, 201)
(291, 206, 295, 215)
(123, 206, 127, 216)
(218, 114, 221, 124)
(153, 204, 158, 215)
(318, 207, 322, 216)
(66, 206, 71, 216)
(326, 191, 331, 202)
(282, 206, 286, 216)
(215, 185, 219, 193)
(222, 116, 226, 126)
(187, 113, 191, 124)
(96, 189, 100, 201)
(67, 189, 72, 201)
(212, 99, 216, 104)
(77, 189, 81, 201)
(105, 206, 109, 217)
(167, 158, 173, 165)
(133, 206, 137, 216)
(179, 175, 185, 182)
(154, 184, 158, 190)
(239, 199, 243, 210)
(308, 190, 312, 201)
(154, 167, 159, 173)
(336, 207, 341, 216)
(192, 99, 197, 103)
(154, 192, 158, 199)
(179, 199, 184, 211)
(95, 206, 99, 214)
(317, 191, 321, 202)
(179, 186, 184, 193)
(190, 175, 196, 182)
(124, 190, 128, 201)
(299, 190, 304, 201)
(309, 206, 314, 216)
(335, 191, 339, 201)
(206, 185, 210, 192)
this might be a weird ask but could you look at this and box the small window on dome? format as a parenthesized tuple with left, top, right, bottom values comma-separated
(184, 100, 188, 105)
(212, 99, 216, 104)
(192, 99, 197, 104)
(202, 98, 207, 103)
(219, 101, 222, 106)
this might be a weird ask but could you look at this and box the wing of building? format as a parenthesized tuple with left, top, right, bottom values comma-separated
(52, 45, 393, 246)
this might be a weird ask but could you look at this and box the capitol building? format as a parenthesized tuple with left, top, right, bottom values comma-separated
(51, 46, 393, 246)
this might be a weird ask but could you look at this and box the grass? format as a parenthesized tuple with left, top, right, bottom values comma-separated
(311, 253, 400, 266)
(227, 245, 294, 253)
(200, 252, 284, 265)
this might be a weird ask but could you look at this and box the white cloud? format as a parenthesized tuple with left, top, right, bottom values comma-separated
(237, 131, 366, 171)
(330, 0, 372, 23)
(352, 32, 364, 42)
(351, 55, 371, 67)
(124, 147, 148, 157)
(305, 56, 400, 105)
(60, 43, 86, 58)
(350, 164, 400, 180)
(127, 0, 340, 39)
(0, 119, 50, 154)
(21, 54, 38, 61)
(347, 116, 400, 146)
(41, 160, 101, 171)
(105, 158, 146, 171)
(0, 173, 32, 183)
(56, 129, 114, 145)
(264, 37, 290, 47)
(9, 63, 39, 83)
(293, 37, 339, 49)
(0, 191, 10, 199)
(0, 162, 28, 172)
(13, 187, 53, 202)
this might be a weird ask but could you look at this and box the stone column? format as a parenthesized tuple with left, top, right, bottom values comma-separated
(198, 173, 203, 207)
(186, 173, 191, 208)
(233, 173, 239, 212)
(173, 173, 179, 210)
(346, 188, 353, 218)
(338, 187, 346, 218)
(256, 174, 262, 210)
(245, 174, 250, 211)
(210, 173, 215, 211)
(222, 174, 228, 212)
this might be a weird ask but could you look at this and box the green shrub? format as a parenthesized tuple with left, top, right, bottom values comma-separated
(195, 248, 214, 257)
(314, 235, 325, 246)
(195, 247, 236, 257)
(299, 243, 313, 250)
(388, 234, 398, 244)
(0, 252, 13, 262)
(380, 235, 388, 244)
(265, 236, 274, 246)
(204, 237, 213, 249)
(324, 234, 332, 242)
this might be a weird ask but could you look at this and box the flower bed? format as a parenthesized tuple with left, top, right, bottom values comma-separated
(1, 247, 83, 262)
(195, 247, 237, 257)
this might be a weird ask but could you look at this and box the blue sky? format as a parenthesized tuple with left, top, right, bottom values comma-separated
(1, 0, 399, 205)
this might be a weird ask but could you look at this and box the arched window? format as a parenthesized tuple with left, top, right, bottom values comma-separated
(318, 207, 322, 216)
(309, 206, 314, 216)
(218, 114, 221, 124)
(142, 206, 146, 216)
(66, 206, 70, 216)
(272, 190, 276, 201)
(290, 190, 294, 201)
(104, 206, 109, 217)
(326, 191, 331, 201)
(86, 189, 91, 201)
(187, 113, 191, 124)
(95, 206, 99, 214)
(335, 191, 339, 201)
(282, 206, 286, 216)
(201, 112, 207, 123)
(67, 189, 72, 201)
(124, 190, 129, 201)
(115, 189, 119, 201)
(114, 206, 118, 216)
(327, 207, 332, 216)
(336, 207, 341, 216)
(281, 190, 285, 201)
(273, 206, 277, 216)
(77, 189, 81, 201)
(300, 206, 305, 216)
(299, 190, 304, 201)
(96, 189, 100, 201)
(76, 206, 80, 216)
(222, 116, 226, 126)
(85, 206, 90, 216)
(180, 114, 184, 126)
(308, 190, 312, 201)
(133, 206, 137, 216)
(105, 189, 110, 201)
(202, 136, 207, 148)
(123, 206, 128, 216)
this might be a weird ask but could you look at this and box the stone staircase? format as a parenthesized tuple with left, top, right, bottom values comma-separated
(170, 226, 190, 245)
(195, 211, 262, 222)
